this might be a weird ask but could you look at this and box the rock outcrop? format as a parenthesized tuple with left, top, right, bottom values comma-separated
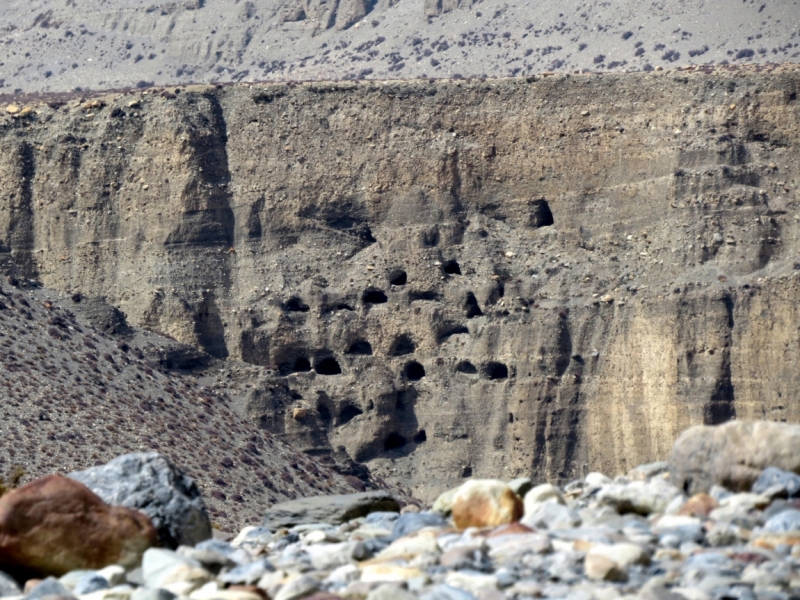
(1, 66, 799, 500)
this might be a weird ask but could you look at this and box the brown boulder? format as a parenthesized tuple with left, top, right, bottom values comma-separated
(452, 480, 523, 531)
(669, 421, 800, 495)
(0, 475, 157, 578)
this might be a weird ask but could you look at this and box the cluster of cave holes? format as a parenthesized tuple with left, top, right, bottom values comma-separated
(456, 360, 509, 380)
(282, 355, 342, 376)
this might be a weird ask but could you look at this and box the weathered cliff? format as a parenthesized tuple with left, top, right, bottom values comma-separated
(2, 65, 799, 501)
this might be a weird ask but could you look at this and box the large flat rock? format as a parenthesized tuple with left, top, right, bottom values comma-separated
(262, 492, 399, 529)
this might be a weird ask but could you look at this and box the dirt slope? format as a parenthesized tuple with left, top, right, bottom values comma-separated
(0, 278, 383, 532)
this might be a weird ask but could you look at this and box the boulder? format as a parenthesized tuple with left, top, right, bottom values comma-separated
(451, 480, 523, 531)
(752, 467, 800, 498)
(669, 421, 800, 495)
(0, 475, 156, 578)
(70, 452, 211, 548)
(262, 492, 399, 530)
(391, 512, 448, 540)
(596, 478, 682, 515)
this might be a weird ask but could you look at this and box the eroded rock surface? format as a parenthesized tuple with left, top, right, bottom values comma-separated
(1, 66, 799, 500)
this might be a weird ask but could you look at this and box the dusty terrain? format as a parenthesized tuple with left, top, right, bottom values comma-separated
(0, 276, 387, 533)
(0, 0, 798, 94)
(1, 64, 799, 503)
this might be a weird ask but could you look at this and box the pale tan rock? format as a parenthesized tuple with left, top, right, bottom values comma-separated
(584, 554, 628, 582)
(452, 480, 523, 530)
(669, 421, 800, 495)
(359, 564, 427, 583)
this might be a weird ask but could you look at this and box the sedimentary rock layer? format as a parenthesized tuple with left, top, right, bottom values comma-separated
(1, 65, 799, 500)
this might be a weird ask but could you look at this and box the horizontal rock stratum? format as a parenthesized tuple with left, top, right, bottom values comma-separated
(1, 65, 799, 500)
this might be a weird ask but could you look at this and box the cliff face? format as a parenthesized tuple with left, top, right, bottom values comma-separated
(2, 66, 799, 500)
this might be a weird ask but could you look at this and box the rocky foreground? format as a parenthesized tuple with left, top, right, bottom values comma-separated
(1, 420, 800, 599)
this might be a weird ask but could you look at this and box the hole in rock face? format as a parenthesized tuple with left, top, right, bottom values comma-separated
(334, 303, 354, 312)
(317, 403, 332, 423)
(390, 334, 416, 356)
(438, 324, 469, 343)
(338, 404, 363, 425)
(414, 430, 427, 443)
(443, 260, 462, 275)
(482, 362, 509, 380)
(409, 290, 441, 302)
(362, 289, 388, 304)
(456, 360, 477, 374)
(346, 340, 373, 355)
(404, 361, 425, 380)
(530, 199, 554, 228)
(461, 466, 473, 478)
(508, 412, 514, 423)
(384, 432, 407, 451)
(464, 292, 483, 318)
(389, 270, 408, 286)
(292, 357, 311, 373)
(284, 297, 309, 312)
(314, 357, 342, 375)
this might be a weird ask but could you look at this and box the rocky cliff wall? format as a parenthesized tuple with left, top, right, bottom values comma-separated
(1, 65, 799, 500)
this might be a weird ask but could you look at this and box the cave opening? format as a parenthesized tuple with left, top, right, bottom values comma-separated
(314, 357, 342, 375)
(293, 357, 311, 372)
(362, 288, 388, 304)
(346, 340, 373, 355)
(413, 430, 427, 443)
(530, 199, 554, 228)
(404, 361, 425, 381)
(443, 260, 462, 275)
(456, 360, 478, 374)
(384, 432, 407, 451)
(338, 404, 363, 425)
(482, 361, 509, 380)
(284, 297, 310, 312)
(389, 270, 408, 286)
(391, 334, 416, 356)
(465, 292, 483, 318)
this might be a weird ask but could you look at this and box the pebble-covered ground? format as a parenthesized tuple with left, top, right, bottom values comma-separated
(18, 462, 800, 600)
(0, 278, 383, 533)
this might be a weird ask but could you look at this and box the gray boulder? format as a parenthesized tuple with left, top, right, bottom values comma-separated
(69, 452, 211, 548)
(669, 421, 800, 495)
(262, 491, 399, 530)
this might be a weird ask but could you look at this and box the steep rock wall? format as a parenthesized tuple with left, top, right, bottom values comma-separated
(1, 66, 799, 500)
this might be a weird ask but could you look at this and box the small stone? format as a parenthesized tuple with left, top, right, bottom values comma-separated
(5, 105, 20, 115)
(365, 583, 417, 600)
(452, 480, 523, 530)
(521, 501, 580, 530)
(587, 542, 650, 567)
(752, 467, 800, 498)
(141, 548, 210, 589)
(360, 564, 426, 583)
(391, 512, 448, 540)
(263, 492, 399, 530)
(524, 483, 564, 507)
(219, 560, 274, 586)
(584, 554, 628, 582)
(377, 530, 440, 560)
(26, 577, 76, 600)
(597, 478, 681, 515)
(130, 589, 177, 600)
(507, 478, 533, 498)
(419, 584, 479, 600)
(678, 493, 718, 518)
(96, 566, 126, 587)
(273, 575, 321, 600)
(585, 472, 612, 487)
(762, 509, 800, 533)
(73, 573, 110, 595)
(444, 571, 499, 594)
(292, 408, 308, 420)
(601, 294, 614, 303)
